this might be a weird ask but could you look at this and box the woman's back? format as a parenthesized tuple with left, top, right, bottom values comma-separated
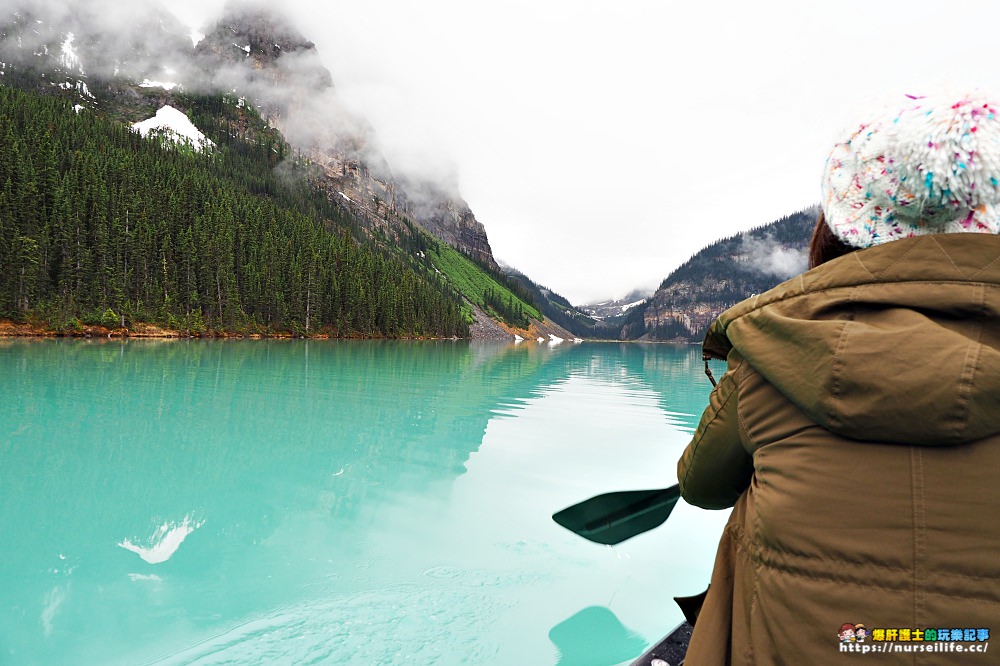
(680, 233, 1000, 664)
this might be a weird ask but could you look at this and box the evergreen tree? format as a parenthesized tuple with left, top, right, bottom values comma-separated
(0, 84, 470, 337)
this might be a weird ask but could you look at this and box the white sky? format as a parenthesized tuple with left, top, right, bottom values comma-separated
(166, 0, 1000, 304)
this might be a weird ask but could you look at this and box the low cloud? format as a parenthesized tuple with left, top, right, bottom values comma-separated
(739, 233, 807, 279)
(1, 0, 416, 186)
(2, 0, 197, 82)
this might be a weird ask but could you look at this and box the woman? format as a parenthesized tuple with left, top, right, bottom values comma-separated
(678, 93, 1000, 664)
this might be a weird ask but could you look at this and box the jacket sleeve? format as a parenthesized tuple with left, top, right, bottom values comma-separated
(677, 351, 754, 510)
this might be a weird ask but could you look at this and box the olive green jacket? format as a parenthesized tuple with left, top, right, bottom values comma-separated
(678, 234, 1000, 665)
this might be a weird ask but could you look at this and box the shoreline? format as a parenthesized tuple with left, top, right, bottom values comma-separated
(0, 320, 699, 344)
(0, 320, 462, 341)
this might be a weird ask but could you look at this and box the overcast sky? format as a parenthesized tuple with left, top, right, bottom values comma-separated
(165, 0, 1000, 304)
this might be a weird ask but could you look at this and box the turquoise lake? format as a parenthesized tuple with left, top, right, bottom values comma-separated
(0, 339, 730, 665)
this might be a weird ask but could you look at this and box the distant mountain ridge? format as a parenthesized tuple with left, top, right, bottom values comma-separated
(619, 208, 818, 341)
(578, 289, 653, 320)
(502, 208, 819, 343)
(502, 267, 619, 339)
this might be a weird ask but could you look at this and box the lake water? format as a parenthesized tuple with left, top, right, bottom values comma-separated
(0, 339, 730, 666)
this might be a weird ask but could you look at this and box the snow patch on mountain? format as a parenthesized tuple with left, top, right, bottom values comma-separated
(139, 79, 179, 91)
(57, 79, 95, 102)
(132, 105, 214, 152)
(578, 289, 653, 320)
(60, 32, 84, 75)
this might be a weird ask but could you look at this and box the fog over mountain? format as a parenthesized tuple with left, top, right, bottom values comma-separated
(11, 0, 995, 306)
(2, 0, 566, 340)
(2, 0, 464, 200)
(738, 233, 808, 280)
(26, 0, 507, 273)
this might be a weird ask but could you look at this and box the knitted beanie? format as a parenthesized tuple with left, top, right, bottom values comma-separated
(822, 92, 1000, 248)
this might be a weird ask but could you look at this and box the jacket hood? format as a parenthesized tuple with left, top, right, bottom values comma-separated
(703, 234, 1000, 445)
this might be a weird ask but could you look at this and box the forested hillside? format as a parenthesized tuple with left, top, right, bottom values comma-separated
(0, 85, 467, 337)
(503, 268, 621, 339)
(422, 241, 541, 329)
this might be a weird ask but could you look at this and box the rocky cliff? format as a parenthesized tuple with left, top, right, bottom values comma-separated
(622, 208, 817, 341)
(192, 6, 499, 269)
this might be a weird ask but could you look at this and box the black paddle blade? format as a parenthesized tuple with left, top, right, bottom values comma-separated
(552, 485, 681, 546)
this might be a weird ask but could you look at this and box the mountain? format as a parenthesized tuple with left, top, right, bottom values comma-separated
(619, 208, 818, 342)
(0, 82, 476, 337)
(578, 289, 653, 321)
(0, 2, 559, 339)
(190, 6, 499, 270)
(502, 266, 620, 339)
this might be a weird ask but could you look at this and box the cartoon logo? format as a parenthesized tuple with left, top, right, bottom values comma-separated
(854, 624, 869, 642)
(839, 623, 857, 643)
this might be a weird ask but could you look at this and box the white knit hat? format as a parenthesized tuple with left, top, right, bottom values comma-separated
(822, 92, 1000, 248)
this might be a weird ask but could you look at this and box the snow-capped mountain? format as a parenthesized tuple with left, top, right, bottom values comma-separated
(578, 290, 653, 320)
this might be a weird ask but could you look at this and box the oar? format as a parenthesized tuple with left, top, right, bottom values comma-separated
(552, 484, 681, 546)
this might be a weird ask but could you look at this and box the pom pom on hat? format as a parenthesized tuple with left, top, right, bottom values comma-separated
(822, 92, 1000, 248)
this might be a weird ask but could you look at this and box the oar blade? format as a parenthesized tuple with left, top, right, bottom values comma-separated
(552, 485, 681, 546)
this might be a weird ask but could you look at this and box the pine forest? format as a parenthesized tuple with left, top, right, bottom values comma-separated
(0, 85, 469, 337)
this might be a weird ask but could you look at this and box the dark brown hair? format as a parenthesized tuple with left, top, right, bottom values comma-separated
(808, 211, 857, 269)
